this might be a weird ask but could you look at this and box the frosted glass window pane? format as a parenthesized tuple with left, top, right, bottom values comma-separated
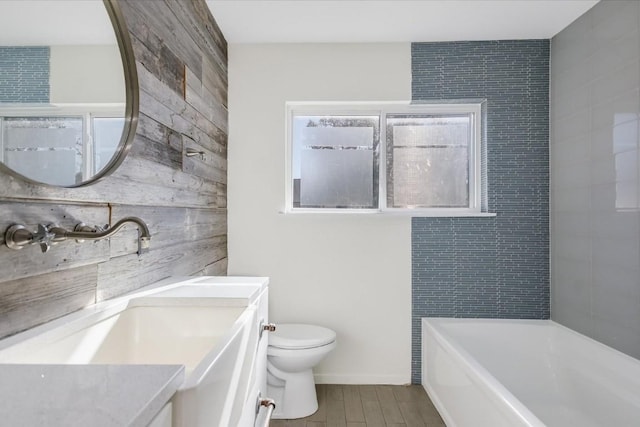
(93, 117, 125, 173)
(292, 115, 378, 209)
(387, 115, 470, 208)
(5, 150, 77, 185)
(391, 119, 469, 147)
(2, 116, 82, 186)
(300, 149, 374, 208)
(299, 126, 373, 148)
(392, 147, 468, 207)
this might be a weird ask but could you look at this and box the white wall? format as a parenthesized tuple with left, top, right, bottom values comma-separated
(228, 43, 412, 384)
(50, 45, 125, 104)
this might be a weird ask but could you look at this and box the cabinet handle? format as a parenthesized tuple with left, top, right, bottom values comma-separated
(256, 397, 276, 427)
(260, 322, 276, 338)
(263, 323, 276, 332)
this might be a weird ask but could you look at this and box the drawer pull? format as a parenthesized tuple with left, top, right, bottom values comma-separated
(262, 323, 276, 332)
(259, 322, 276, 338)
(256, 397, 276, 427)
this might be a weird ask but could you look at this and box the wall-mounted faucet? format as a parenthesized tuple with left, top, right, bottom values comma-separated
(4, 217, 151, 255)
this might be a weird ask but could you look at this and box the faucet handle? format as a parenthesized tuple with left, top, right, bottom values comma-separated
(5, 223, 53, 252)
(32, 224, 55, 253)
(32, 224, 50, 239)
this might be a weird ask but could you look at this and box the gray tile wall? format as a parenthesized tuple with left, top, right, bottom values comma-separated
(551, 1, 640, 358)
(412, 41, 550, 382)
(0, 47, 49, 103)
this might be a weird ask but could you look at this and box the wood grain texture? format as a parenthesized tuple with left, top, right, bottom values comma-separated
(343, 385, 365, 423)
(131, 112, 183, 169)
(198, 257, 228, 276)
(0, 0, 227, 339)
(165, 0, 228, 99)
(124, 0, 204, 78)
(96, 236, 227, 301)
(138, 66, 228, 151)
(285, 385, 445, 427)
(376, 386, 404, 424)
(0, 266, 97, 338)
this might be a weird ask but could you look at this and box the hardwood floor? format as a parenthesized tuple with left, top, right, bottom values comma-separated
(270, 384, 446, 427)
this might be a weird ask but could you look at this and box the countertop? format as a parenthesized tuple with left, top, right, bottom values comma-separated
(0, 364, 184, 427)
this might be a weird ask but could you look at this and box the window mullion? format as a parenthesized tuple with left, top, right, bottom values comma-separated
(0, 118, 4, 163)
(379, 110, 387, 211)
(83, 113, 92, 181)
(469, 112, 476, 210)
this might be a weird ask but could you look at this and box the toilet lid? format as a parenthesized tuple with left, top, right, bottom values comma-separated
(269, 324, 336, 349)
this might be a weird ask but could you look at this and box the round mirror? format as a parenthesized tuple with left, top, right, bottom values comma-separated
(0, 0, 138, 187)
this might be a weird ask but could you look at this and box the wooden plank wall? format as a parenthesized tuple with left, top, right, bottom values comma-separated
(0, 0, 228, 339)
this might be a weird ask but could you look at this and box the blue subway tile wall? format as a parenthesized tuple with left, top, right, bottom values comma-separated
(0, 47, 50, 103)
(411, 41, 550, 383)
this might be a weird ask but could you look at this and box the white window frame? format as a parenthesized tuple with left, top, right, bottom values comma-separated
(285, 101, 484, 216)
(0, 103, 125, 180)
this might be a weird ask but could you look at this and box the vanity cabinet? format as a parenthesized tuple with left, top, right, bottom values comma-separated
(237, 287, 271, 426)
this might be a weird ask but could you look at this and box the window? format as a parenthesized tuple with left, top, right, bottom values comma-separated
(0, 109, 124, 186)
(286, 102, 482, 214)
(291, 114, 379, 209)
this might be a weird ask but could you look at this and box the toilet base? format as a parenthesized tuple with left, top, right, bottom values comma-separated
(268, 368, 318, 419)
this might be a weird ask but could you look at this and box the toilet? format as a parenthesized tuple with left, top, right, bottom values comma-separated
(267, 324, 337, 419)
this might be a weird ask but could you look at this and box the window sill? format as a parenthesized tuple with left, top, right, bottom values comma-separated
(280, 209, 497, 218)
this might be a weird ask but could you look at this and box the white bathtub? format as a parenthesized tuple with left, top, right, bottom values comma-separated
(422, 318, 640, 427)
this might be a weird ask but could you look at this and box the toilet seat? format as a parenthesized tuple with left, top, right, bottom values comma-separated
(269, 324, 336, 349)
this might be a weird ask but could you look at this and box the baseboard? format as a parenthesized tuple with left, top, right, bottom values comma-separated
(313, 373, 411, 385)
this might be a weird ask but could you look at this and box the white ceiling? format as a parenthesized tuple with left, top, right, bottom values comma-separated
(206, 0, 599, 44)
(0, 1, 116, 46)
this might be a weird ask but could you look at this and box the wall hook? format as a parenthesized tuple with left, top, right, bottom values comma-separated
(186, 148, 206, 160)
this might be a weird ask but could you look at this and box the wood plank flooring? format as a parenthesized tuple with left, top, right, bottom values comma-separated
(270, 384, 445, 427)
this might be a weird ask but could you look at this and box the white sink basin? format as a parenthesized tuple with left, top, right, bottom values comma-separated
(0, 305, 245, 377)
(0, 276, 269, 427)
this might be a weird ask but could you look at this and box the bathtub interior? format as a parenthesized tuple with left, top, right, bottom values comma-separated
(423, 318, 640, 427)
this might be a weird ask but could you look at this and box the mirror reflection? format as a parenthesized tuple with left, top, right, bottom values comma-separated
(0, 0, 128, 186)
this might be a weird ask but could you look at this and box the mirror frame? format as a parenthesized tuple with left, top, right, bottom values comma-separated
(0, 0, 139, 188)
